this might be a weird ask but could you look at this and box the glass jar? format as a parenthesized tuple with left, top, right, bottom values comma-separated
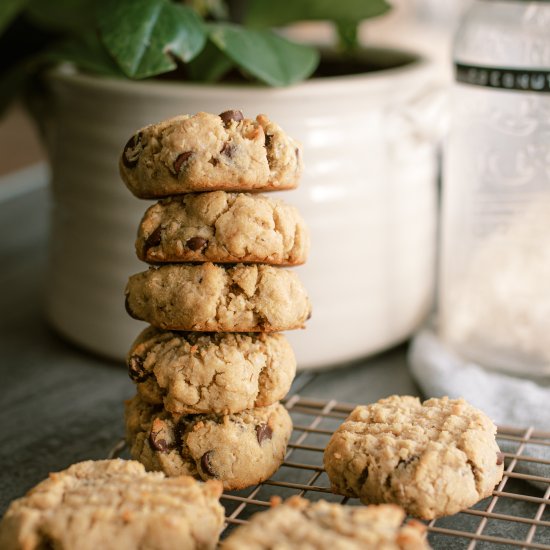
(439, 0, 550, 376)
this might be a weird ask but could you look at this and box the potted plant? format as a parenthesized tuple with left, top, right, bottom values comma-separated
(1, 0, 440, 369)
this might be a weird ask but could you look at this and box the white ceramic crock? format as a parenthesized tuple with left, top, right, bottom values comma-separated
(45, 49, 440, 369)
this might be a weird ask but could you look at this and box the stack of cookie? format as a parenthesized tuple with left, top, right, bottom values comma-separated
(119, 110, 311, 491)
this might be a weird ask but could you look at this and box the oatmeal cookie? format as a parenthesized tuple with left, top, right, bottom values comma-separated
(223, 496, 430, 549)
(125, 395, 292, 491)
(324, 395, 504, 519)
(128, 327, 295, 414)
(120, 110, 301, 199)
(0, 459, 224, 550)
(125, 263, 311, 332)
(136, 191, 309, 266)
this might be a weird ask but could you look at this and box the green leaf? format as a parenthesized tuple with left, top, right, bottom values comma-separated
(0, 0, 27, 34)
(45, 33, 126, 77)
(25, 0, 96, 32)
(186, 38, 233, 82)
(208, 24, 319, 86)
(245, 0, 391, 28)
(97, 0, 207, 79)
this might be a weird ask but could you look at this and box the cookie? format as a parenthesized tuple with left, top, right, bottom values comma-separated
(128, 326, 296, 414)
(324, 395, 504, 519)
(125, 395, 292, 491)
(0, 459, 224, 550)
(136, 191, 309, 266)
(125, 263, 311, 332)
(223, 497, 430, 550)
(119, 111, 301, 199)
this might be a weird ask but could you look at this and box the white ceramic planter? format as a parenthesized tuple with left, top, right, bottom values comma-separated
(45, 49, 440, 369)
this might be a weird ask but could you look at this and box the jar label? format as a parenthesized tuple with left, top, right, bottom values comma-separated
(456, 63, 550, 93)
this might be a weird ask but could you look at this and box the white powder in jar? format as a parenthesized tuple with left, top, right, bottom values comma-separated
(441, 199, 550, 372)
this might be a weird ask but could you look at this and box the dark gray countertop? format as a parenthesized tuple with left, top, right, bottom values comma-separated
(1, 182, 548, 548)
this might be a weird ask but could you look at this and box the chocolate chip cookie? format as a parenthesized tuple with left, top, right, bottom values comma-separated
(128, 326, 296, 414)
(136, 191, 309, 265)
(223, 496, 430, 549)
(0, 459, 224, 550)
(120, 111, 302, 199)
(324, 395, 504, 519)
(125, 263, 311, 332)
(125, 395, 292, 491)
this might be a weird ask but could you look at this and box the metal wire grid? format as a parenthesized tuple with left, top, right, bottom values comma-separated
(219, 395, 550, 549)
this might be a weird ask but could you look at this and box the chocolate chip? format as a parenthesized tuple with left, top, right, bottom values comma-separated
(255, 424, 273, 445)
(221, 142, 236, 158)
(186, 236, 208, 251)
(149, 429, 175, 453)
(122, 132, 142, 168)
(397, 455, 418, 469)
(496, 452, 505, 466)
(358, 466, 369, 487)
(306, 310, 312, 321)
(128, 355, 149, 382)
(174, 417, 189, 443)
(264, 134, 273, 149)
(219, 109, 244, 127)
(201, 451, 215, 476)
(174, 151, 193, 174)
(145, 226, 162, 251)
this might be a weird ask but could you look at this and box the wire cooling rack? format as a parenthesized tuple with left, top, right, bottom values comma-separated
(220, 396, 550, 549)
(111, 395, 550, 548)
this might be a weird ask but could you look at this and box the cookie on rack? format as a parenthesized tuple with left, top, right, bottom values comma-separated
(0, 459, 224, 550)
(324, 395, 504, 519)
(120, 110, 302, 199)
(128, 326, 296, 414)
(223, 496, 430, 549)
(136, 191, 309, 266)
(125, 395, 292, 491)
(125, 263, 311, 332)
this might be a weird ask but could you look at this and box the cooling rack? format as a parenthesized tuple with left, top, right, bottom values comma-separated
(222, 395, 550, 549)
(111, 395, 550, 548)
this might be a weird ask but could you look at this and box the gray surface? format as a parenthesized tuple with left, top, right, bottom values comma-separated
(0, 186, 133, 512)
(1, 186, 547, 548)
